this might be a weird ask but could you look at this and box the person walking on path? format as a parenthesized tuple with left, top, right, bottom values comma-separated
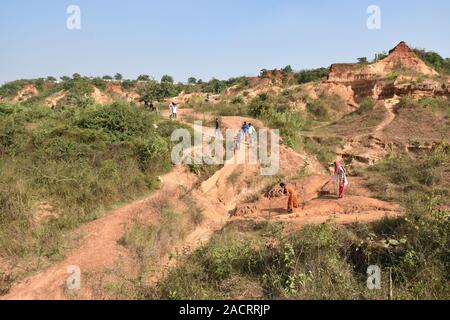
(280, 182, 299, 214)
(215, 118, 221, 138)
(248, 123, 256, 145)
(333, 160, 348, 199)
(172, 102, 178, 120)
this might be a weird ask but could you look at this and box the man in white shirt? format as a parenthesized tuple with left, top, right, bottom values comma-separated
(172, 103, 178, 120)
(248, 123, 256, 145)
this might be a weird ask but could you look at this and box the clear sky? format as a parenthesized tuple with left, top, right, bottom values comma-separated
(1, 0, 449, 84)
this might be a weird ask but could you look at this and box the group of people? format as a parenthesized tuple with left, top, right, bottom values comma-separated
(169, 102, 178, 120)
(235, 121, 256, 151)
(164, 106, 348, 214)
(280, 160, 348, 214)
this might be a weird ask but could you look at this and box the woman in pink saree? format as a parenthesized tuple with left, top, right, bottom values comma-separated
(333, 160, 348, 199)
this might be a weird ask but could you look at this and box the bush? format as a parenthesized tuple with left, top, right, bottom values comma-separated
(357, 97, 375, 114)
(295, 68, 329, 84)
(0, 102, 183, 273)
(0, 80, 28, 98)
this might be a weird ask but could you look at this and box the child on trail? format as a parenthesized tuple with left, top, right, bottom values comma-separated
(333, 160, 348, 199)
(280, 183, 299, 214)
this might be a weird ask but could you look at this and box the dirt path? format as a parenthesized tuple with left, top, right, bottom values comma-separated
(1, 165, 195, 300)
(374, 98, 398, 133)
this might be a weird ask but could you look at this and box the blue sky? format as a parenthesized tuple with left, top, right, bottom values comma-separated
(0, 0, 449, 83)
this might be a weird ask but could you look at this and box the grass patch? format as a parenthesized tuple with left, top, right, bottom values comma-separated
(0, 101, 186, 288)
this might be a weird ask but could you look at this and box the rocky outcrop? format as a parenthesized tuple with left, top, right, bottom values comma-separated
(328, 42, 438, 84)
(326, 42, 444, 101)
(328, 64, 376, 82)
(374, 79, 450, 100)
(12, 84, 39, 103)
(373, 41, 438, 76)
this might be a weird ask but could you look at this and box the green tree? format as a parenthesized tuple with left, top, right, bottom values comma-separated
(114, 73, 123, 81)
(137, 74, 151, 81)
(102, 75, 113, 80)
(203, 78, 227, 94)
(188, 77, 197, 84)
(373, 51, 388, 62)
(138, 81, 174, 107)
(60, 76, 71, 82)
(357, 57, 369, 65)
(414, 48, 450, 74)
(260, 69, 269, 78)
(295, 68, 329, 84)
(282, 65, 293, 74)
(46, 76, 57, 82)
(73, 73, 82, 80)
(161, 75, 174, 83)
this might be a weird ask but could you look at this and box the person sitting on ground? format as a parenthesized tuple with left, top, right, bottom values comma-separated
(280, 182, 299, 214)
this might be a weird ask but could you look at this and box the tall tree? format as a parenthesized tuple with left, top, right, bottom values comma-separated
(188, 77, 197, 84)
(357, 57, 369, 65)
(114, 73, 123, 81)
(161, 74, 174, 83)
(137, 74, 151, 81)
(138, 81, 174, 107)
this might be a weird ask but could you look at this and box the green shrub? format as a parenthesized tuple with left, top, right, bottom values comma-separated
(0, 80, 28, 98)
(357, 97, 375, 114)
(0, 102, 183, 273)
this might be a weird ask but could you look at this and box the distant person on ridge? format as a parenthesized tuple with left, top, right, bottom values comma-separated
(215, 118, 221, 138)
(172, 102, 178, 120)
(169, 102, 174, 120)
(333, 160, 348, 199)
(280, 183, 299, 214)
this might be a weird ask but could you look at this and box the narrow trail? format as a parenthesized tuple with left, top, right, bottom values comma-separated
(1, 114, 256, 300)
(2, 109, 403, 300)
(374, 98, 398, 133)
(335, 98, 400, 166)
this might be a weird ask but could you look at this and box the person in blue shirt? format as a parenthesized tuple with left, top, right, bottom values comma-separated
(242, 122, 250, 142)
